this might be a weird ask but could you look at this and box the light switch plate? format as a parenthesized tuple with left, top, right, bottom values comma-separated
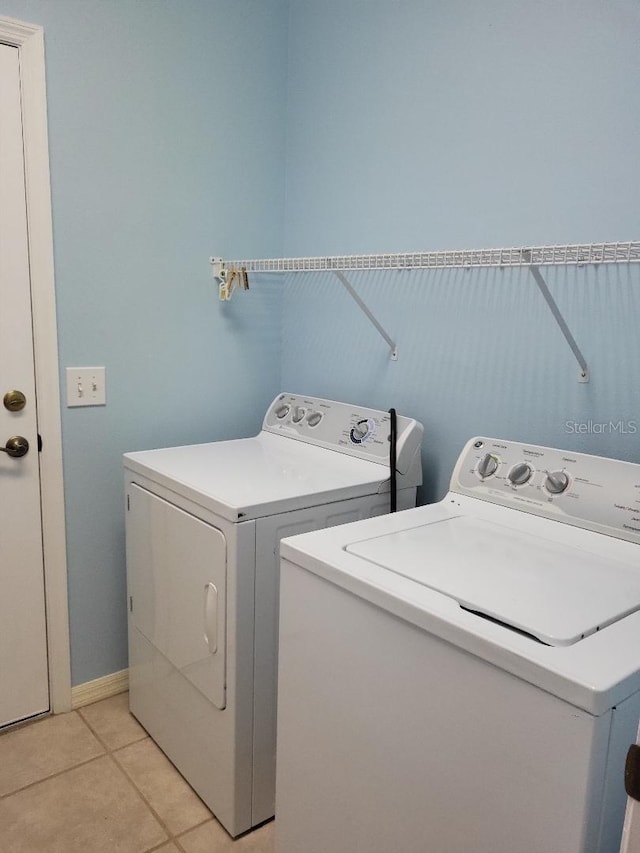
(66, 366, 106, 407)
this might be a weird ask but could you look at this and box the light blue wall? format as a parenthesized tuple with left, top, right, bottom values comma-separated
(3, 0, 640, 687)
(1, 0, 288, 685)
(281, 0, 640, 502)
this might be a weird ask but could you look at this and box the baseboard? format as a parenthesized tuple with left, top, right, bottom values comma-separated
(71, 668, 129, 709)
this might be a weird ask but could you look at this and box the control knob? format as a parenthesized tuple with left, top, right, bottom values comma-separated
(275, 404, 290, 419)
(545, 470, 569, 495)
(508, 463, 533, 486)
(306, 411, 323, 427)
(477, 453, 499, 479)
(291, 406, 305, 423)
(351, 419, 371, 443)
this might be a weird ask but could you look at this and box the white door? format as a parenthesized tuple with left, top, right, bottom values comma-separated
(0, 41, 49, 727)
(127, 484, 227, 711)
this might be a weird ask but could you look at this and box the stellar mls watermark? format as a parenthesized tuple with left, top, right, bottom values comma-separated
(565, 419, 637, 435)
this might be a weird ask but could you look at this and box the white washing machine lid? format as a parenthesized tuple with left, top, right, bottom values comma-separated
(346, 515, 640, 647)
(124, 432, 389, 521)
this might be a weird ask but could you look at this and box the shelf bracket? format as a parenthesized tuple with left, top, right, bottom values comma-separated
(523, 251, 589, 383)
(210, 257, 225, 280)
(334, 271, 398, 360)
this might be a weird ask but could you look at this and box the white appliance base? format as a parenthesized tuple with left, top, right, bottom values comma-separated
(127, 479, 416, 837)
(276, 560, 640, 853)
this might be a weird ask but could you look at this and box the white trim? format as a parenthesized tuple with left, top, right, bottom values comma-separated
(0, 16, 71, 713)
(71, 669, 129, 710)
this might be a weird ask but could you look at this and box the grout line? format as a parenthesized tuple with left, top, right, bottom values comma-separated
(108, 729, 153, 754)
(74, 706, 114, 753)
(0, 709, 110, 800)
(0, 700, 250, 851)
(75, 697, 217, 847)
(145, 827, 193, 853)
(145, 843, 182, 853)
(76, 699, 151, 756)
(104, 750, 172, 846)
(109, 747, 214, 847)
(77, 708, 150, 756)
(0, 750, 107, 801)
(174, 814, 217, 839)
(110, 732, 150, 751)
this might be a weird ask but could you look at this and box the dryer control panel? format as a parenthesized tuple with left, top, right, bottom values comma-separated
(452, 437, 640, 544)
(263, 393, 423, 480)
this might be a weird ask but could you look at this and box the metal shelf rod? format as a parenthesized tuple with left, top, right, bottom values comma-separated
(523, 251, 590, 383)
(211, 240, 640, 275)
(334, 271, 398, 361)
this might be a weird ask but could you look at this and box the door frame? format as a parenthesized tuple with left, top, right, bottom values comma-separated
(0, 16, 71, 713)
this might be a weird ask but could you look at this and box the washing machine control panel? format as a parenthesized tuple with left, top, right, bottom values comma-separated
(452, 436, 640, 543)
(263, 393, 423, 475)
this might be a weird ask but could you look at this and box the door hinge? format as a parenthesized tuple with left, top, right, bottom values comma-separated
(625, 744, 640, 801)
(127, 494, 130, 511)
(37, 434, 43, 452)
(129, 595, 133, 613)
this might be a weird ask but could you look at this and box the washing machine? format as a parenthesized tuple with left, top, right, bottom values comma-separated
(276, 437, 640, 853)
(123, 392, 423, 838)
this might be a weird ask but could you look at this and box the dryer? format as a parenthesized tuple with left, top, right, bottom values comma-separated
(276, 437, 640, 853)
(123, 393, 423, 838)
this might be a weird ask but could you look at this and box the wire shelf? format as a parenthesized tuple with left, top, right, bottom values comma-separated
(214, 241, 640, 274)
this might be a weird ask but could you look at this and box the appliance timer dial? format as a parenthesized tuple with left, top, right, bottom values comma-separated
(508, 463, 533, 486)
(477, 453, 499, 479)
(545, 471, 569, 495)
(350, 419, 372, 444)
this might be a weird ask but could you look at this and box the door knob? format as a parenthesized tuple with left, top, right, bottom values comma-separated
(3, 390, 27, 412)
(0, 436, 29, 457)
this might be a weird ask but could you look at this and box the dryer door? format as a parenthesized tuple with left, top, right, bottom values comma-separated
(127, 483, 227, 709)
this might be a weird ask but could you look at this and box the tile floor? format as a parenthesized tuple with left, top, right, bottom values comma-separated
(0, 693, 274, 853)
